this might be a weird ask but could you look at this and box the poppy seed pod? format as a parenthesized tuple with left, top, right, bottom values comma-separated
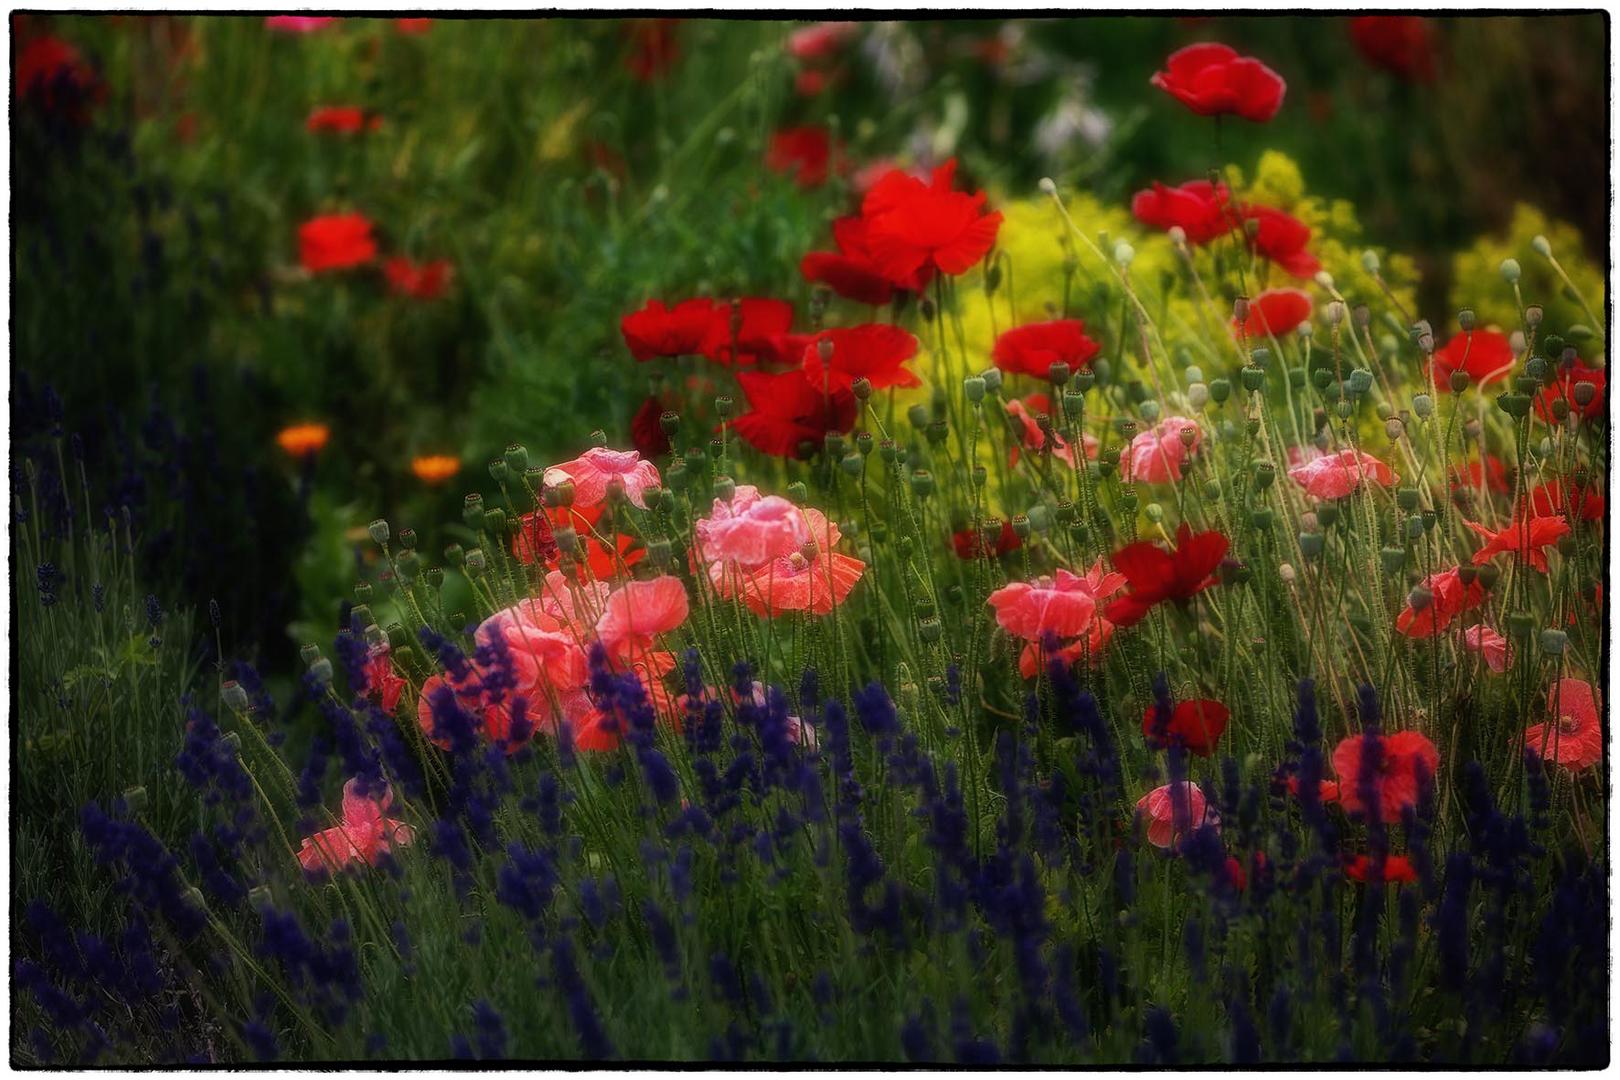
(824, 433, 848, 457)
(788, 481, 809, 504)
(1209, 378, 1231, 403)
(221, 681, 250, 713)
(443, 543, 465, 567)
(909, 470, 935, 498)
(1254, 462, 1275, 489)
(855, 431, 874, 456)
(1379, 546, 1406, 573)
(398, 527, 417, 550)
(918, 617, 943, 643)
(504, 443, 529, 473)
(368, 519, 391, 546)
(423, 567, 444, 590)
(546, 480, 576, 508)
(1011, 514, 1031, 539)
(1279, 562, 1297, 584)
(1506, 611, 1534, 640)
(1314, 270, 1335, 290)
(1384, 417, 1404, 441)
(1348, 369, 1373, 397)
(1574, 381, 1597, 407)
(1500, 258, 1521, 284)
(1404, 514, 1425, 540)
(919, 298, 936, 322)
(1145, 502, 1164, 524)
(1456, 308, 1476, 332)
(963, 376, 986, 403)
(1140, 401, 1161, 424)
(1539, 628, 1568, 656)
(1298, 531, 1323, 557)
(1168, 225, 1187, 247)
(1525, 305, 1544, 329)
(1325, 301, 1345, 327)
(1316, 503, 1339, 529)
(353, 582, 373, 602)
(1462, 418, 1482, 442)
(907, 404, 929, 429)
(308, 657, 334, 687)
(1116, 491, 1138, 516)
(1048, 361, 1072, 386)
(840, 453, 863, 477)
(1241, 367, 1264, 392)
(1449, 370, 1471, 393)
(715, 395, 735, 419)
(351, 604, 375, 629)
(925, 419, 949, 446)
(590, 429, 608, 448)
(465, 547, 490, 575)
(1496, 393, 1532, 419)
(981, 368, 1003, 395)
(1188, 382, 1210, 409)
(1203, 480, 1222, 501)
(1074, 370, 1096, 393)
(1407, 585, 1433, 612)
(879, 439, 898, 463)
(1412, 393, 1433, 419)
(1251, 508, 1274, 530)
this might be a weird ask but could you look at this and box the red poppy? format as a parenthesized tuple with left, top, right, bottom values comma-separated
(860, 158, 1003, 280)
(1349, 16, 1437, 83)
(732, 370, 857, 458)
(1285, 776, 1341, 805)
(1130, 180, 1232, 245)
(383, 258, 452, 300)
(1344, 854, 1420, 885)
(306, 105, 369, 134)
(515, 503, 644, 581)
(1243, 206, 1320, 278)
(1525, 479, 1604, 523)
(1151, 43, 1286, 123)
(787, 21, 859, 61)
(395, 17, 432, 34)
(1394, 566, 1486, 638)
(16, 33, 104, 121)
(631, 395, 672, 459)
(801, 324, 920, 392)
(1331, 730, 1439, 824)
(765, 126, 843, 188)
(992, 320, 1102, 381)
(1234, 289, 1312, 338)
(1430, 330, 1514, 390)
(1142, 698, 1230, 757)
(800, 216, 931, 305)
(620, 298, 718, 361)
(1537, 359, 1606, 421)
(1463, 515, 1570, 574)
(794, 68, 831, 97)
(699, 298, 798, 368)
(1448, 455, 1512, 496)
(625, 19, 680, 82)
(299, 213, 377, 273)
(952, 519, 1021, 560)
(1105, 525, 1229, 628)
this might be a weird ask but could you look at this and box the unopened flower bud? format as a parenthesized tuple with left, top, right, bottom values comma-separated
(1412, 393, 1433, 419)
(1168, 225, 1187, 247)
(1113, 241, 1135, 268)
(840, 453, 864, 477)
(964, 376, 986, 403)
(1139, 400, 1161, 424)
(1458, 309, 1475, 332)
(1360, 250, 1380, 275)
(1539, 628, 1568, 656)
(1525, 305, 1543, 328)
(1144, 502, 1164, 524)
(1500, 258, 1521, 284)
(981, 368, 1003, 395)
(1313, 270, 1335, 291)
(1233, 297, 1250, 324)
(1531, 234, 1552, 258)
(1188, 382, 1210, 409)
(787, 481, 808, 504)
(1209, 378, 1231, 404)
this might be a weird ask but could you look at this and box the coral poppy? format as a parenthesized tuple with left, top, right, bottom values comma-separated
(1234, 289, 1312, 338)
(266, 16, 337, 33)
(738, 529, 864, 619)
(699, 298, 798, 368)
(766, 126, 843, 188)
(621, 298, 718, 361)
(1105, 525, 1229, 629)
(297, 777, 414, 874)
(410, 454, 460, 485)
(1343, 854, 1420, 885)
(1287, 448, 1397, 500)
(992, 320, 1102, 381)
(1120, 416, 1202, 484)
(631, 396, 672, 459)
(1430, 330, 1514, 390)
(801, 324, 920, 392)
(1136, 782, 1219, 849)
(1394, 566, 1487, 638)
(1130, 180, 1233, 245)
(1244, 206, 1320, 278)
(1525, 479, 1604, 523)
(298, 213, 377, 273)
(1151, 43, 1286, 123)
(1463, 515, 1570, 574)
(732, 369, 857, 458)
(800, 216, 931, 305)
(1349, 16, 1437, 82)
(1537, 359, 1606, 421)
(987, 569, 1106, 642)
(1463, 625, 1510, 674)
(276, 422, 329, 458)
(543, 448, 662, 511)
(1524, 678, 1602, 771)
(860, 158, 1003, 279)
(1143, 698, 1230, 757)
(953, 519, 1021, 560)
(306, 105, 369, 134)
(595, 576, 690, 664)
(383, 258, 453, 300)
(1017, 620, 1117, 678)
(1330, 730, 1439, 824)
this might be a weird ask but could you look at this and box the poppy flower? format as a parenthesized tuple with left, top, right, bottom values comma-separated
(732, 369, 857, 458)
(1463, 624, 1510, 673)
(860, 158, 1004, 279)
(1525, 479, 1604, 523)
(306, 105, 369, 134)
(800, 216, 931, 305)
(765, 126, 843, 188)
(1449, 455, 1512, 496)
(1130, 180, 1232, 245)
(297, 777, 414, 875)
(1524, 678, 1602, 771)
(1017, 620, 1117, 678)
(1431, 330, 1514, 390)
(1120, 416, 1202, 484)
(992, 320, 1102, 381)
(543, 447, 662, 511)
(787, 21, 858, 61)
(698, 298, 798, 368)
(363, 649, 407, 713)
(1343, 854, 1420, 885)
(1394, 566, 1486, 638)
(595, 576, 690, 663)
(1150, 43, 1286, 123)
(410, 454, 460, 485)
(298, 213, 377, 273)
(953, 519, 1021, 560)
(620, 298, 718, 361)
(1285, 776, 1341, 804)
(265, 16, 337, 33)
(801, 324, 921, 392)
(1136, 782, 1219, 849)
(511, 507, 559, 566)
(694, 485, 830, 599)
(1143, 698, 1230, 756)
(1463, 514, 1570, 574)
(987, 569, 1105, 642)
(395, 17, 432, 34)
(1349, 16, 1437, 82)
(1331, 730, 1439, 824)
(16, 33, 103, 120)
(738, 527, 865, 619)
(625, 18, 680, 81)
(1537, 359, 1606, 421)
(383, 258, 453, 300)
(1234, 289, 1312, 338)
(1243, 206, 1320, 278)
(276, 422, 329, 458)
(1004, 394, 1097, 469)
(631, 396, 672, 459)
(1287, 448, 1397, 500)
(550, 504, 646, 582)
(1105, 524, 1229, 629)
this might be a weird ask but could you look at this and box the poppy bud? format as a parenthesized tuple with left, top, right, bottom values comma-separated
(1525, 305, 1543, 328)
(787, 481, 808, 504)
(1449, 370, 1471, 393)
(1361, 250, 1380, 275)
(1314, 269, 1335, 290)
(1567, 323, 1595, 342)
(1542, 335, 1565, 360)
(1139, 401, 1161, 425)
(1187, 383, 1210, 410)
(1417, 333, 1435, 355)
(368, 519, 391, 546)
(1379, 546, 1405, 573)
(1233, 297, 1250, 324)
(1168, 225, 1187, 247)
(221, 680, 250, 713)
(1353, 305, 1371, 330)
(1027, 506, 1052, 533)
(1113, 241, 1135, 268)
(1412, 393, 1433, 419)
(1500, 258, 1521, 284)
(963, 376, 986, 403)
(1510, 330, 1527, 355)
(910, 470, 934, 499)
(906, 404, 928, 430)
(1506, 611, 1534, 640)
(1462, 419, 1482, 443)
(1145, 502, 1164, 524)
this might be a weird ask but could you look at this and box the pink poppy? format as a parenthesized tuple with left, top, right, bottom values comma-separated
(987, 569, 1105, 642)
(787, 21, 858, 60)
(297, 777, 414, 874)
(1463, 625, 1510, 673)
(1287, 448, 1397, 500)
(1119, 416, 1201, 484)
(1136, 782, 1219, 849)
(1524, 678, 1602, 771)
(542, 447, 662, 510)
(595, 576, 690, 660)
(695, 485, 810, 569)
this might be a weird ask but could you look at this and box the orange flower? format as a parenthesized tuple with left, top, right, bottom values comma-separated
(276, 422, 329, 457)
(411, 454, 460, 485)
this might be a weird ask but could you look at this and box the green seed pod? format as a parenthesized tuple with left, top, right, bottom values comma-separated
(856, 431, 875, 456)
(918, 617, 943, 644)
(1251, 508, 1274, 530)
(1496, 393, 1533, 419)
(1513, 374, 1542, 396)
(423, 566, 444, 590)
(1240, 367, 1265, 393)
(840, 453, 864, 477)
(1347, 369, 1373, 396)
(368, 519, 391, 546)
(353, 581, 374, 603)
(1011, 514, 1031, 539)
(1406, 585, 1433, 612)
(1412, 393, 1433, 419)
(1334, 401, 1355, 420)
(852, 376, 873, 401)
(787, 481, 808, 504)
(1506, 610, 1535, 639)
(1253, 462, 1276, 490)
(1396, 487, 1420, 512)
(1144, 502, 1164, 524)
(908, 403, 929, 429)
(981, 368, 1003, 395)
(488, 458, 509, 483)
(1116, 490, 1139, 517)
(1540, 629, 1568, 655)
(1048, 361, 1071, 386)
(1073, 370, 1096, 393)
(963, 376, 986, 403)
(1139, 400, 1161, 424)
(462, 494, 485, 531)
(483, 508, 507, 535)
(1298, 531, 1324, 558)
(879, 439, 898, 464)
(713, 475, 736, 502)
(972, 465, 988, 488)
(925, 419, 949, 446)
(1405, 514, 1425, 540)
(1379, 546, 1406, 574)
(1449, 370, 1471, 393)
(660, 410, 680, 436)
(909, 470, 935, 499)
(504, 443, 529, 474)
(1246, 418, 1262, 437)
(1203, 481, 1222, 502)
(1500, 258, 1521, 283)
(1476, 564, 1500, 590)
(1209, 377, 1231, 403)
(1315, 503, 1339, 528)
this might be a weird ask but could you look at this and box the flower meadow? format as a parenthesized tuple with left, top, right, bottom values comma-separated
(10, 13, 1612, 1067)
